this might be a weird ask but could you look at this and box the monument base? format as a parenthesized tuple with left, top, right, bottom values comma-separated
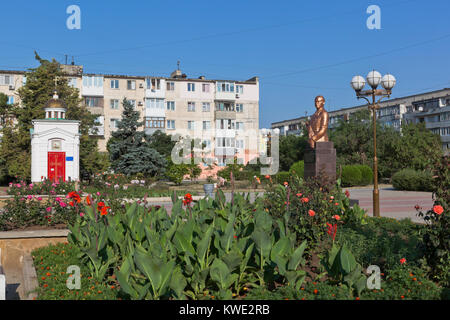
(304, 141, 336, 185)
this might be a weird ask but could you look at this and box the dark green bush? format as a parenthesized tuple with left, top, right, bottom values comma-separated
(289, 160, 304, 178)
(275, 171, 291, 184)
(355, 165, 373, 185)
(392, 168, 434, 191)
(341, 165, 362, 187)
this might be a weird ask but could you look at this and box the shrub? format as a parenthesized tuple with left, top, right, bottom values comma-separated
(354, 165, 373, 185)
(392, 168, 434, 191)
(165, 163, 189, 185)
(341, 165, 362, 187)
(289, 160, 304, 178)
(275, 171, 291, 185)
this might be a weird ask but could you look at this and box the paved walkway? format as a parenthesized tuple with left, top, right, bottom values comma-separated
(345, 186, 434, 224)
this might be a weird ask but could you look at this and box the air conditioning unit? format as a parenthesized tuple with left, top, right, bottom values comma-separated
(138, 101, 143, 106)
(9, 85, 15, 90)
(235, 94, 240, 99)
(139, 83, 144, 88)
(151, 89, 156, 92)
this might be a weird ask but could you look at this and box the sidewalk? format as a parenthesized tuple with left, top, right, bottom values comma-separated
(345, 186, 434, 224)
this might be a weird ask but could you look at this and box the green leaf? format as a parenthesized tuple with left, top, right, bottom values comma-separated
(210, 258, 231, 290)
(339, 245, 357, 274)
(287, 240, 307, 270)
(251, 229, 272, 259)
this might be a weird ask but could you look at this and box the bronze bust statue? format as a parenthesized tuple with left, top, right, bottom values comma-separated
(306, 95, 329, 149)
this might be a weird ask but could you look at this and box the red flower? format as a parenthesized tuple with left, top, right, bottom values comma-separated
(296, 193, 303, 197)
(100, 206, 111, 216)
(97, 202, 105, 211)
(183, 193, 193, 206)
(69, 201, 74, 207)
(308, 209, 316, 217)
(67, 191, 81, 203)
(345, 190, 350, 198)
(433, 205, 444, 215)
(86, 195, 91, 206)
(414, 204, 420, 210)
(400, 258, 406, 265)
(333, 215, 341, 221)
(301, 197, 309, 203)
(326, 223, 338, 241)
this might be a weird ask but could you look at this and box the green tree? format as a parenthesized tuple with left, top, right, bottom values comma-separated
(146, 129, 176, 159)
(0, 52, 104, 181)
(279, 134, 308, 171)
(0, 93, 10, 126)
(107, 98, 166, 176)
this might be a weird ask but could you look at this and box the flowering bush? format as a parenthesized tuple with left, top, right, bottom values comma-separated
(0, 192, 78, 230)
(262, 174, 354, 253)
(7, 179, 76, 196)
(417, 156, 450, 286)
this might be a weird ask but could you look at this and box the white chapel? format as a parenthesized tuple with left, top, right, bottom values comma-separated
(31, 91, 80, 183)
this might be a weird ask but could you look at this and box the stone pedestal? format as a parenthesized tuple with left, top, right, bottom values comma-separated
(304, 141, 336, 184)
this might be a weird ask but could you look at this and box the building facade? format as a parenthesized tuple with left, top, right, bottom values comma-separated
(271, 88, 450, 155)
(0, 65, 260, 166)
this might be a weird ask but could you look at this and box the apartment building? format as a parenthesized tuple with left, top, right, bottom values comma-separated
(0, 65, 260, 165)
(271, 88, 450, 155)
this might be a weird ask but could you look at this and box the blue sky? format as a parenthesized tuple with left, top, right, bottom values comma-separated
(1, 0, 449, 128)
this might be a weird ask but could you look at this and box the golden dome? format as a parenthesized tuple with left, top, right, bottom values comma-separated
(45, 91, 66, 109)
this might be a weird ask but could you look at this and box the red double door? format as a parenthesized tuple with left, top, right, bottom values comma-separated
(48, 152, 65, 182)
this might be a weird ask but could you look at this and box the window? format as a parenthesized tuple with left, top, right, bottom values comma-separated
(84, 96, 102, 107)
(68, 78, 77, 88)
(110, 118, 120, 129)
(7, 96, 14, 105)
(236, 103, 243, 112)
(167, 101, 175, 111)
(202, 83, 210, 92)
(167, 120, 175, 129)
(202, 102, 210, 112)
(202, 139, 211, 149)
(188, 121, 195, 130)
(110, 79, 119, 89)
(127, 80, 136, 90)
(236, 122, 244, 130)
(110, 99, 119, 109)
(146, 78, 161, 90)
(203, 121, 211, 130)
(236, 85, 244, 94)
(216, 82, 234, 92)
(216, 119, 235, 130)
(216, 137, 235, 148)
(236, 139, 244, 149)
(188, 102, 196, 112)
(145, 98, 164, 109)
(82, 76, 103, 87)
(145, 117, 165, 129)
(216, 102, 234, 111)
(187, 83, 195, 92)
(166, 82, 175, 91)
(0, 74, 14, 85)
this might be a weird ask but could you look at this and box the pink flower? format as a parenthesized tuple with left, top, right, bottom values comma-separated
(46, 207, 52, 212)
(296, 193, 303, 197)
(16, 184, 21, 188)
(96, 192, 101, 196)
(37, 197, 42, 201)
(330, 196, 334, 200)
(79, 212, 85, 217)
(59, 202, 67, 208)
(27, 195, 32, 200)
(55, 197, 61, 202)
(400, 258, 406, 265)
(29, 184, 34, 188)
(20, 197, 25, 201)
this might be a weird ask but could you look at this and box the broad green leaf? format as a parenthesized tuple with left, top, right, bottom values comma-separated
(287, 240, 307, 270)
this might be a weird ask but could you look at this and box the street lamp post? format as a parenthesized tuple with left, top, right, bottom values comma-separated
(350, 71, 396, 217)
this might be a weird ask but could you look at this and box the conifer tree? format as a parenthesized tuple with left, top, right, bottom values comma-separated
(107, 98, 166, 176)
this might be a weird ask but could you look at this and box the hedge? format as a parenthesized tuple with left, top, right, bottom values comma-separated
(392, 168, 434, 192)
(341, 165, 362, 187)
